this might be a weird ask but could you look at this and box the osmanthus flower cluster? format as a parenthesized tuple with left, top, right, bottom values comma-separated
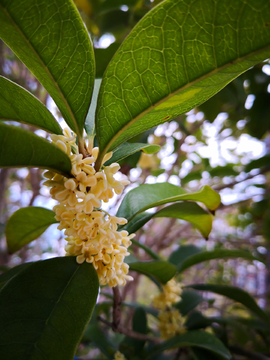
(43, 128, 134, 287)
(152, 278, 186, 339)
(113, 351, 126, 360)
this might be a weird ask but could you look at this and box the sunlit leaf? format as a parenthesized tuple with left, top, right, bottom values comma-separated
(117, 184, 220, 222)
(0, 123, 71, 175)
(85, 79, 102, 136)
(6, 207, 58, 253)
(0, 76, 62, 134)
(0, 257, 99, 360)
(147, 330, 231, 359)
(95, 0, 270, 165)
(0, 0, 95, 136)
(104, 142, 161, 166)
(123, 202, 213, 239)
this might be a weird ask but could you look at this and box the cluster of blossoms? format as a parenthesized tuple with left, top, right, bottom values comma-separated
(43, 128, 134, 287)
(113, 351, 126, 360)
(152, 278, 186, 339)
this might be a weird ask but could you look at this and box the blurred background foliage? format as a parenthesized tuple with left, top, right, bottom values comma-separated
(1, 0, 270, 358)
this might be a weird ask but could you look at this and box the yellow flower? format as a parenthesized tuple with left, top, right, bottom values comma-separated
(113, 351, 126, 360)
(152, 278, 182, 309)
(158, 308, 186, 339)
(44, 129, 133, 287)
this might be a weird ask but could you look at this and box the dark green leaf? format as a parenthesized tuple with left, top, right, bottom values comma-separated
(0, 76, 62, 134)
(188, 284, 269, 324)
(0, 262, 32, 290)
(176, 290, 207, 316)
(117, 184, 220, 222)
(192, 347, 226, 360)
(95, 0, 270, 163)
(244, 154, 270, 173)
(95, 42, 120, 78)
(169, 245, 202, 268)
(120, 307, 147, 357)
(0, 123, 71, 175)
(84, 322, 115, 359)
(0, 0, 95, 136)
(178, 249, 262, 273)
(129, 260, 177, 284)
(0, 257, 99, 360)
(6, 207, 58, 253)
(147, 330, 231, 360)
(104, 142, 161, 166)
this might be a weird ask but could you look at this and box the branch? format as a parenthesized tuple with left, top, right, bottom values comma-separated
(112, 286, 122, 331)
(98, 316, 162, 344)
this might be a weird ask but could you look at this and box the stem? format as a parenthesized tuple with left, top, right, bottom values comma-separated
(131, 238, 161, 260)
(78, 136, 87, 158)
(98, 316, 162, 344)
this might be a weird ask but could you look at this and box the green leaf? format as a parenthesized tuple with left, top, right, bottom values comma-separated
(117, 184, 220, 222)
(0, 0, 95, 136)
(176, 290, 207, 316)
(244, 154, 270, 173)
(0, 262, 32, 290)
(169, 245, 202, 268)
(124, 202, 213, 239)
(188, 284, 269, 324)
(120, 307, 147, 357)
(95, 0, 270, 163)
(104, 142, 161, 166)
(0, 76, 62, 134)
(0, 257, 99, 360)
(0, 123, 71, 175)
(6, 207, 58, 253)
(129, 260, 177, 284)
(95, 42, 120, 78)
(84, 322, 116, 359)
(155, 202, 213, 239)
(177, 249, 263, 273)
(85, 79, 102, 136)
(147, 330, 231, 360)
(192, 348, 225, 360)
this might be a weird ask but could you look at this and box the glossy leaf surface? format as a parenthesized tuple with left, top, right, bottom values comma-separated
(103, 142, 161, 167)
(0, 123, 71, 175)
(95, 0, 270, 161)
(124, 202, 213, 238)
(0, 257, 99, 360)
(0, 0, 95, 135)
(129, 260, 177, 284)
(177, 249, 263, 273)
(189, 284, 269, 323)
(148, 330, 231, 359)
(0, 76, 62, 134)
(117, 184, 220, 222)
(6, 207, 58, 253)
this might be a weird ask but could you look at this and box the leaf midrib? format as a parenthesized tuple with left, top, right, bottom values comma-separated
(97, 44, 270, 164)
(1, 4, 80, 136)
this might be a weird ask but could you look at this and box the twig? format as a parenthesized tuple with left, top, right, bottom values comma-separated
(112, 286, 122, 331)
(98, 316, 162, 344)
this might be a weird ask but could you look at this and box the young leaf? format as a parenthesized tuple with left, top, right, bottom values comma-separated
(117, 183, 220, 222)
(0, 257, 99, 360)
(0, 123, 71, 175)
(95, 0, 270, 165)
(6, 207, 58, 253)
(103, 142, 161, 166)
(188, 284, 269, 324)
(0, 0, 95, 136)
(177, 249, 263, 273)
(147, 330, 231, 360)
(0, 76, 62, 134)
(129, 260, 177, 284)
(85, 79, 102, 136)
(124, 202, 213, 239)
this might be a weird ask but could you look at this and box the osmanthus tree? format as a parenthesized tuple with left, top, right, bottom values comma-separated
(0, 0, 270, 359)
